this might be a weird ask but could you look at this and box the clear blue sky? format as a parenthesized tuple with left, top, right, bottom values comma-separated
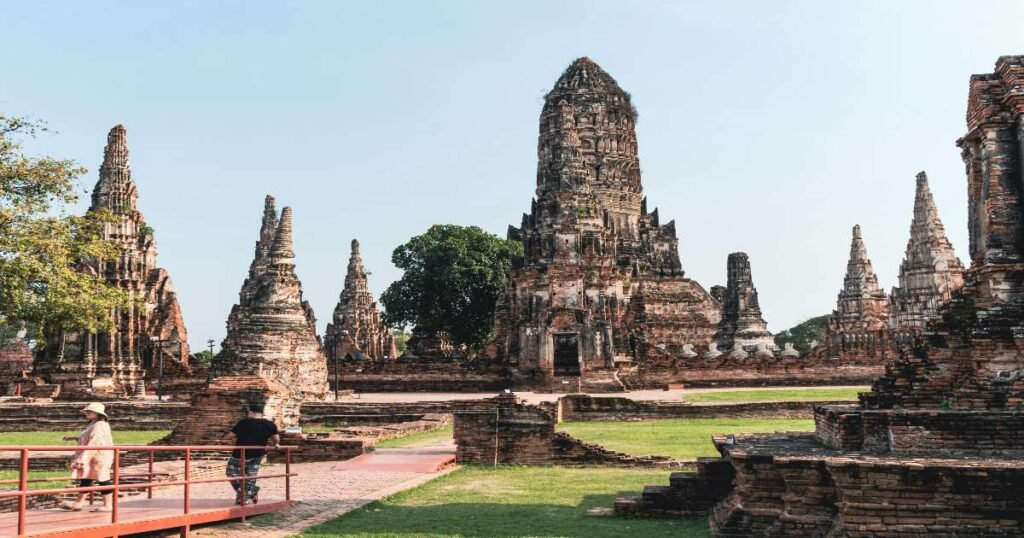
(3, 1, 1023, 350)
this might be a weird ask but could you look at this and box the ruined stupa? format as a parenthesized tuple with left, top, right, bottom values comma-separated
(889, 171, 966, 330)
(823, 225, 891, 360)
(494, 57, 720, 388)
(212, 205, 328, 401)
(714, 252, 774, 350)
(34, 125, 192, 397)
(324, 240, 396, 360)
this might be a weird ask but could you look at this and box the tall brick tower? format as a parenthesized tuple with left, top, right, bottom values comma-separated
(889, 171, 966, 330)
(35, 125, 192, 397)
(324, 239, 396, 360)
(495, 58, 720, 389)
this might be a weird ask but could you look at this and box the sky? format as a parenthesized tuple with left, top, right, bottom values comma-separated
(3, 1, 1024, 351)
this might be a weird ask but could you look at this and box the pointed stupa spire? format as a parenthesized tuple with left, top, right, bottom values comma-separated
(344, 238, 368, 293)
(832, 225, 890, 330)
(845, 225, 883, 296)
(90, 124, 138, 214)
(101, 125, 129, 170)
(324, 238, 394, 359)
(260, 195, 278, 250)
(270, 207, 295, 262)
(890, 172, 966, 329)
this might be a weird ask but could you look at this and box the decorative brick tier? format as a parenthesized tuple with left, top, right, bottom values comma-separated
(0, 401, 189, 432)
(332, 357, 509, 393)
(558, 394, 851, 421)
(815, 405, 1024, 454)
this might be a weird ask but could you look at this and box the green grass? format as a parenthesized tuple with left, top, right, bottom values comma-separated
(303, 466, 708, 537)
(0, 430, 170, 446)
(682, 387, 866, 404)
(558, 418, 814, 460)
(0, 470, 71, 491)
(375, 425, 453, 449)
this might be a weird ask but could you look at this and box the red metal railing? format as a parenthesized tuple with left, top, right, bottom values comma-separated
(0, 445, 296, 537)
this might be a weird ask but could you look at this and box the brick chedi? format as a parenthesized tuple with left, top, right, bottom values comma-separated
(212, 204, 328, 401)
(619, 55, 1024, 537)
(34, 125, 192, 398)
(714, 253, 774, 351)
(889, 171, 966, 331)
(324, 239, 396, 360)
(0, 329, 33, 374)
(823, 225, 891, 360)
(494, 57, 721, 389)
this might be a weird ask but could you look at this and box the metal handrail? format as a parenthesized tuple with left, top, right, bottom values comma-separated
(3, 444, 298, 537)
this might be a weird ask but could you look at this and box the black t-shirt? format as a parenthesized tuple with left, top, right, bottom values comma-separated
(230, 417, 279, 458)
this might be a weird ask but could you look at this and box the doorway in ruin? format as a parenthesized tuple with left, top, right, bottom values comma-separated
(553, 333, 580, 376)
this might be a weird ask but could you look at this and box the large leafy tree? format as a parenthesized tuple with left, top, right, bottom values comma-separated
(774, 314, 829, 352)
(381, 224, 522, 351)
(0, 114, 129, 336)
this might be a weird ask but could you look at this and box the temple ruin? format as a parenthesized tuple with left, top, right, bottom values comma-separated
(0, 329, 33, 376)
(619, 54, 1024, 536)
(494, 57, 721, 389)
(889, 171, 966, 330)
(714, 253, 775, 352)
(33, 125, 192, 398)
(211, 203, 328, 401)
(324, 239, 396, 361)
(822, 225, 891, 360)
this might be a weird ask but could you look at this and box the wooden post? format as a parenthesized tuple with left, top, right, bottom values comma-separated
(182, 448, 191, 537)
(17, 449, 28, 536)
(147, 449, 154, 499)
(285, 448, 291, 501)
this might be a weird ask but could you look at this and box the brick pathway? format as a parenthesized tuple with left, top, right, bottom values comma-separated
(168, 442, 457, 538)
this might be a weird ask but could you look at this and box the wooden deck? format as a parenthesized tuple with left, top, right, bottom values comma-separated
(0, 497, 292, 538)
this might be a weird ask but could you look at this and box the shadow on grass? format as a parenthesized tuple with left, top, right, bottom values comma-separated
(303, 492, 710, 538)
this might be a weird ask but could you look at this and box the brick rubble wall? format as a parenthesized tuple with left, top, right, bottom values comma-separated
(0, 401, 189, 432)
(559, 395, 852, 421)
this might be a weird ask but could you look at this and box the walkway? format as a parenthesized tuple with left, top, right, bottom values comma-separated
(185, 442, 457, 537)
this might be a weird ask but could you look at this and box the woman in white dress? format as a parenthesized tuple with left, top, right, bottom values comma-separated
(61, 402, 114, 512)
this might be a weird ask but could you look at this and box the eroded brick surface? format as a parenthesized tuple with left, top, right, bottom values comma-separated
(33, 126, 194, 398)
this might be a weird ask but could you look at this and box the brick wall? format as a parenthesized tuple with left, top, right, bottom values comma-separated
(453, 394, 689, 467)
(0, 401, 189, 432)
(816, 405, 1024, 453)
(331, 357, 510, 392)
(558, 395, 849, 421)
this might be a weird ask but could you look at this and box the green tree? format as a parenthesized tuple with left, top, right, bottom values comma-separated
(0, 114, 130, 335)
(391, 329, 411, 355)
(381, 225, 522, 352)
(774, 314, 829, 352)
(193, 349, 215, 366)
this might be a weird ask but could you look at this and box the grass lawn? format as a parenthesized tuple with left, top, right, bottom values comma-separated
(682, 387, 866, 404)
(303, 466, 708, 538)
(375, 425, 453, 449)
(558, 418, 814, 460)
(0, 430, 170, 446)
(0, 470, 71, 491)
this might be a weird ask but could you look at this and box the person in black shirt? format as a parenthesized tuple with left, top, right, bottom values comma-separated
(225, 404, 280, 504)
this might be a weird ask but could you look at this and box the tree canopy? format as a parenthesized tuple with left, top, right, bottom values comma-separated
(773, 314, 829, 352)
(381, 224, 522, 351)
(0, 114, 129, 335)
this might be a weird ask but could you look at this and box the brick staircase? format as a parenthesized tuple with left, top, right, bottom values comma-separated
(614, 457, 734, 516)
